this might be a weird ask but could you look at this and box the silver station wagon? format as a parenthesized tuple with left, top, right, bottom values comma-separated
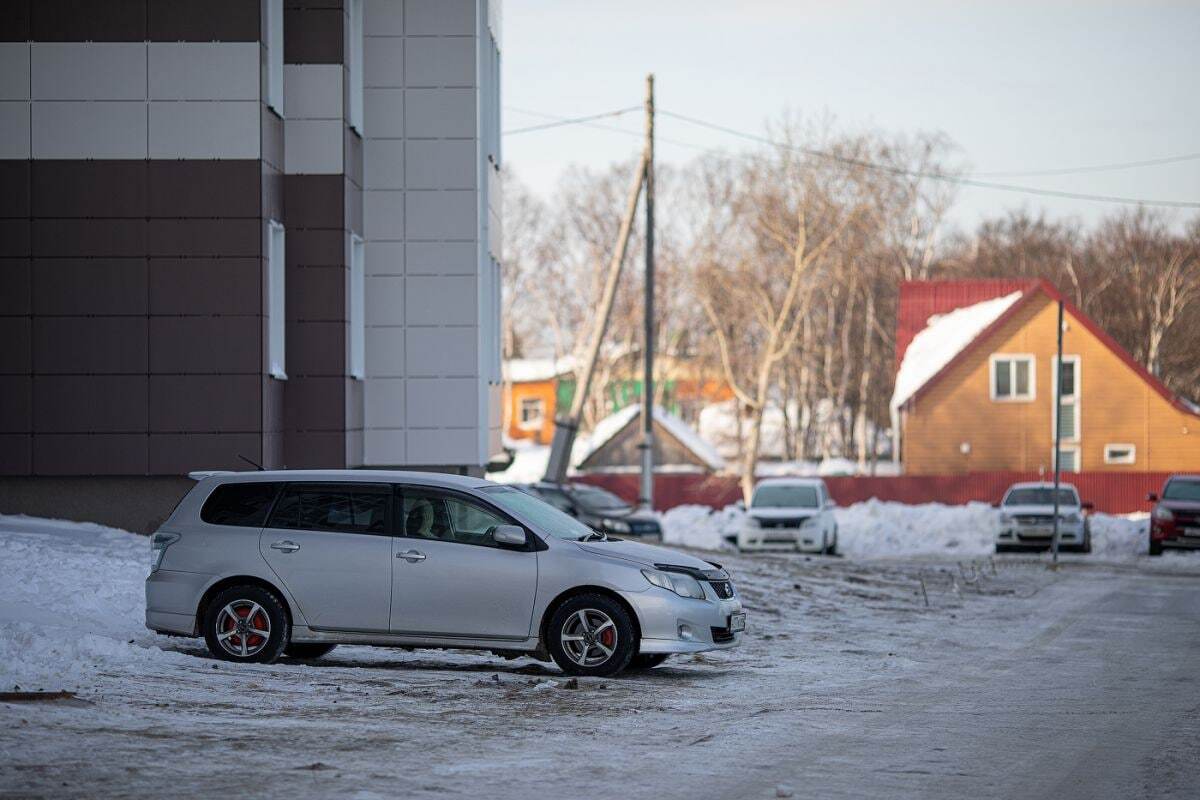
(146, 471, 744, 677)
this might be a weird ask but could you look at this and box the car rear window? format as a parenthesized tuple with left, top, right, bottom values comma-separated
(267, 483, 389, 534)
(200, 482, 279, 527)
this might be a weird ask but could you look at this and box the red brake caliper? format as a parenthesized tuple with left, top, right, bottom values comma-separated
(600, 626, 615, 648)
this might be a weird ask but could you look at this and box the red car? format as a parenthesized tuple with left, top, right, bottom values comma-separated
(1147, 475, 1200, 556)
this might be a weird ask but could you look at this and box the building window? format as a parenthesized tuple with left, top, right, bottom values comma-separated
(518, 397, 545, 430)
(1103, 443, 1136, 465)
(267, 220, 287, 380)
(1053, 445, 1080, 473)
(347, 0, 364, 134)
(264, 0, 284, 116)
(990, 354, 1035, 401)
(1053, 355, 1080, 441)
(349, 234, 365, 380)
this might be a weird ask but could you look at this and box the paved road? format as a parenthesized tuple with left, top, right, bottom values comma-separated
(710, 565, 1200, 800)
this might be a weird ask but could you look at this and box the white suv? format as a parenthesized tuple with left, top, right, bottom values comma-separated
(995, 482, 1092, 553)
(735, 478, 838, 553)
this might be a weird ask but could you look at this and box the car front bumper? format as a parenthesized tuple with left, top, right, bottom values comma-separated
(996, 522, 1085, 547)
(622, 588, 744, 654)
(737, 526, 824, 551)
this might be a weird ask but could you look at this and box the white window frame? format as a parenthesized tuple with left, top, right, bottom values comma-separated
(267, 220, 287, 380)
(1103, 443, 1137, 465)
(347, 0, 364, 134)
(264, 0, 284, 116)
(1052, 444, 1081, 474)
(989, 354, 1036, 402)
(1051, 355, 1081, 442)
(349, 234, 365, 380)
(517, 397, 545, 431)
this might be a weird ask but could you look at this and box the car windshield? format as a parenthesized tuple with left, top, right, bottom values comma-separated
(1162, 479, 1200, 502)
(481, 486, 599, 541)
(1004, 488, 1078, 507)
(753, 485, 820, 508)
(569, 485, 631, 512)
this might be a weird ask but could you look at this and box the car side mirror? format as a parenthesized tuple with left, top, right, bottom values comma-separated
(1081, 501, 1095, 511)
(1147, 493, 1158, 503)
(492, 525, 527, 547)
(991, 502, 1000, 509)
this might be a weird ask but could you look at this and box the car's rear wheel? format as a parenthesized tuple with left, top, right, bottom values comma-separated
(202, 585, 289, 664)
(824, 526, 838, 555)
(627, 653, 670, 670)
(546, 594, 635, 677)
(284, 643, 337, 660)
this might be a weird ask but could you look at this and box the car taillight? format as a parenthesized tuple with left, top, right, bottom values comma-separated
(150, 531, 181, 572)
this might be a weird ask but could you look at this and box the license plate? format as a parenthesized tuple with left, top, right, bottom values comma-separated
(1184, 528, 1200, 538)
(729, 613, 746, 633)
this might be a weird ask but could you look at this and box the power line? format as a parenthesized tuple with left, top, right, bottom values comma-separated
(504, 105, 709, 151)
(503, 106, 640, 136)
(972, 151, 1200, 178)
(659, 109, 1200, 209)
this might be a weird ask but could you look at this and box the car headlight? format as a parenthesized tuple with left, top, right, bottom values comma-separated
(642, 569, 707, 600)
(602, 518, 631, 534)
(999, 513, 1014, 524)
(1061, 513, 1080, 523)
(743, 516, 761, 529)
(1152, 506, 1174, 522)
(800, 517, 818, 527)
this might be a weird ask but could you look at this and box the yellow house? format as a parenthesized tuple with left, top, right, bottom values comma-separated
(892, 280, 1200, 476)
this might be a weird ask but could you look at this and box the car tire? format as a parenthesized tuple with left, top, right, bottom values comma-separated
(1148, 538, 1163, 556)
(546, 594, 636, 678)
(824, 526, 838, 556)
(627, 653, 670, 670)
(202, 585, 289, 664)
(284, 643, 338, 660)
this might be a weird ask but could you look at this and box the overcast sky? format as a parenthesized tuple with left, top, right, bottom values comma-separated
(501, 0, 1200, 232)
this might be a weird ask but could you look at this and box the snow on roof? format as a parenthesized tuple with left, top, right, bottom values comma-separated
(503, 356, 575, 383)
(890, 291, 1023, 412)
(576, 404, 726, 471)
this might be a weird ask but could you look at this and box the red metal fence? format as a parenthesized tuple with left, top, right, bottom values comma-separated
(575, 471, 1171, 514)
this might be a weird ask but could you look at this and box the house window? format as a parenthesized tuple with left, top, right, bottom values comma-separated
(990, 355, 1035, 401)
(1053, 445, 1080, 473)
(347, 0, 363, 134)
(1103, 443, 1136, 465)
(264, 0, 284, 115)
(349, 234, 365, 379)
(1053, 356, 1080, 441)
(518, 397, 545, 430)
(267, 220, 286, 380)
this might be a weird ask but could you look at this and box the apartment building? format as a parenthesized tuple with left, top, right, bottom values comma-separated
(0, 0, 503, 530)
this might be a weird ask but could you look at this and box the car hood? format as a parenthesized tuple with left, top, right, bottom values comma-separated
(1160, 499, 1200, 513)
(575, 538, 715, 570)
(1000, 504, 1081, 515)
(582, 506, 655, 522)
(748, 508, 819, 520)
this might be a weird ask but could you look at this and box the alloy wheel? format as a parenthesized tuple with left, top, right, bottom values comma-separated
(214, 600, 272, 658)
(559, 608, 617, 667)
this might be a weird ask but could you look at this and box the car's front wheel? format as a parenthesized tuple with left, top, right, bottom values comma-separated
(202, 585, 289, 664)
(1148, 537, 1163, 556)
(547, 594, 635, 677)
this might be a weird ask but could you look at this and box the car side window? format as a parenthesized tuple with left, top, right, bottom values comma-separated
(201, 482, 279, 527)
(268, 483, 389, 534)
(399, 488, 514, 548)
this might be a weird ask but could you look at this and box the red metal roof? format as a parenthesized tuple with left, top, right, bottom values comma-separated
(896, 279, 1200, 418)
(895, 279, 1034, 372)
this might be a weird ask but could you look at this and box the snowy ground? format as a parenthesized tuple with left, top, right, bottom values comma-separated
(2, 513, 1198, 799)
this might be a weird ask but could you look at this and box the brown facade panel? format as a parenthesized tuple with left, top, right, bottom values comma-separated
(148, 160, 261, 219)
(284, 430, 347, 470)
(287, 265, 346, 321)
(34, 433, 149, 475)
(149, 258, 261, 316)
(0, 259, 31, 315)
(0, 2, 31, 41)
(32, 161, 147, 218)
(148, 432, 263, 474)
(0, 375, 32, 432)
(0, 318, 31, 373)
(148, 316, 262, 374)
(0, 161, 31, 217)
(148, 0, 261, 42)
(285, 229, 344, 267)
(147, 219, 260, 258)
(284, 375, 346, 432)
(33, 375, 148, 433)
(33, 316, 148, 374)
(32, 258, 148, 316)
(0, 435, 31, 474)
(284, 174, 344, 229)
(32, 220, 147, 258)
(0, 220, 31, 258)
(283, 6, 344, 64)
(31, 0, 147, 41)
(149, 374, 261, 433)
(286, 320, 345, 376)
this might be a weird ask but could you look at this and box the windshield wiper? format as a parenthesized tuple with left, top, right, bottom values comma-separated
(581, 531, 608, 541)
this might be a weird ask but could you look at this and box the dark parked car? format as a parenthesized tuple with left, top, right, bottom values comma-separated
(517, 482, 662, 538)
(1147, 475, 1200, 556)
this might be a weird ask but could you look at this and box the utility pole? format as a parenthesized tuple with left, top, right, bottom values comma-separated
(1050, 299, 1064, 567)
(638, 73, 656, 510)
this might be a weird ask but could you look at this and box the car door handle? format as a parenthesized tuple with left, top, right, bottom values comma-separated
(397, 549, 426, 562)
(270, 540, 300, 553)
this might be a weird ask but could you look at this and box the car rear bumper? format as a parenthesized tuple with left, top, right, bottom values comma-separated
(145, 568, 209, 635)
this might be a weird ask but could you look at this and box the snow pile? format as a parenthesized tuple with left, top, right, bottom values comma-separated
(891, 291, 1023, 412)
(503, 356, 575, 383)
(660, 505, 739, 551)
(0, 515, 189, 691)
(1088, 513, 1150, 559)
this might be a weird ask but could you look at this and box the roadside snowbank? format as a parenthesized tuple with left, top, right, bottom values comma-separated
(661, 500, 1153, 560)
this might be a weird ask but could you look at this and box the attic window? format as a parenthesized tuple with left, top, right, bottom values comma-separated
(990, 355, 1035, 402)
(1103, 443, 1136, 465)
